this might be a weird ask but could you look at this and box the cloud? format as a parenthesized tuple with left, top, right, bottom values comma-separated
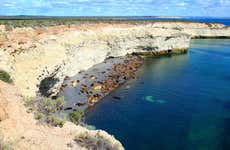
(220, 0, 230, 5)
(0, 0, 229, 16)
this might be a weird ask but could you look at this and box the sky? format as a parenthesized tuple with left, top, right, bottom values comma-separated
(0, 0, 230, 17)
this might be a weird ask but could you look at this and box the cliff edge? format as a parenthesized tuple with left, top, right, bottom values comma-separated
(1, 22, 229, 97)
(0, 81, 124, 150)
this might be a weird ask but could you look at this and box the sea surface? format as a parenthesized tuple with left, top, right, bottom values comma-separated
(85, 39, 230, 150)
(125, 17, 230, 26)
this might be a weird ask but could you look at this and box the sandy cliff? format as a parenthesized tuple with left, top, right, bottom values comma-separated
(0, 22, 230, 97)
(0, 81, 124, 150)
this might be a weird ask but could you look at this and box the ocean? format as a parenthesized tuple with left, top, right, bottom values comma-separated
(86, 39, 230, 150)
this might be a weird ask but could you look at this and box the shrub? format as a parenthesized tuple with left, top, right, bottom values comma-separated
(24, 96, 66, 127)
(69, 110, 84, 125)
(39, 97, 57, 114)
(55, 96, 66, 111)
(74, 131, 123, 150)
(46, 115, 65, 127)
(0, 70, 12, 83)
(0, 132, 13, 150)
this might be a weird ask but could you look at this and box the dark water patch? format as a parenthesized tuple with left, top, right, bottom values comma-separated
(224, 75, 230, 81)
(223, 101, 230, 111)
(112, 96, 122, 100)
(221, 118, 230, 149)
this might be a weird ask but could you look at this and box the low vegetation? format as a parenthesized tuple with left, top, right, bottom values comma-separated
(74, 131, 122, 150)
(24, 96, 66, 127)
(0, 16, 202, 29)
(0, 132, 13, 150)
(0, 70, 12, 83)
(24, 96, 85, 127)
(69, 110, 84, 125)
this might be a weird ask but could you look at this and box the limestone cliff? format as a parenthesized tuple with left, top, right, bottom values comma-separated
(0, 22, 230, 96)
(0, 81, 124, 150)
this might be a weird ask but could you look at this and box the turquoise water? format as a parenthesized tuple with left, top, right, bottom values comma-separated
(85, 39, 230, 150)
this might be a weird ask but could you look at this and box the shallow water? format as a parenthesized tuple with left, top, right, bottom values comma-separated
(85, 39, 230, 150)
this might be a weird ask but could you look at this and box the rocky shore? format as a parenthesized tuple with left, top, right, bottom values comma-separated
(60, 55, 143, 110)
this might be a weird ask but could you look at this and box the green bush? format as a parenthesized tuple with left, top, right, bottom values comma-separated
(74, 131, 123, 150)
(55, 96, 66, 111)
(24, 96, 66, 127)
(0, 133, 13, 150)
(39, 97, 57, 114)
(0, 70, 12, 83)
(69, 110, 84, 125)
(37, 96, 66, 115)
(46, 115, 65, 127)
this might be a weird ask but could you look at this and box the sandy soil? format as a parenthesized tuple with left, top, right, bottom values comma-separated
(0, 81, 124, 150)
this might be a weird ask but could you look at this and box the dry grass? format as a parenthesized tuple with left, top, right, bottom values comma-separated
(0, 17, 202, 29)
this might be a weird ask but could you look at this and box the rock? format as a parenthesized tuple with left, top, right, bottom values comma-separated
(90, 75, 97, 80)
(64, 76, 70, 80)
(88, 96, 99, 104)
(125, 85, 130, 89)
(93, 84, 102, 90)
(0, 25, 6, 32)
(75, 102, 87, 107)
(145, 96, 155, 103)
(0, 107, 8, 121)
(71, 80, 78, 87)
(0, 33, 7, 44)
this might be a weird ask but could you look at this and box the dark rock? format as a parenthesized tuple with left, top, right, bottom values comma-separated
(75, 102, 87, 106)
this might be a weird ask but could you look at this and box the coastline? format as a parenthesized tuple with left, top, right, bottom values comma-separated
(1, 21, 230, 149)
(59, 49, 188, 111)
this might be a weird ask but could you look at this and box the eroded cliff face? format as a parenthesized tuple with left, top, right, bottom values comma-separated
(0, 22, 230, 96)
(149, 22, 230, 38)
(0, 81, 124, 150)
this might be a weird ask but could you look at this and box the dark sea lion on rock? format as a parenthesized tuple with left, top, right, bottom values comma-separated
(90, 75, 97, 80)
(97, 81, 104, 84)
(89, 91, 93, 94)
(64, 76, 70, 80)
(81, 84, 87, 87)
(75, 102, 87, 107)
(78, 70, 85, 74)
(64, 107, 73, 110)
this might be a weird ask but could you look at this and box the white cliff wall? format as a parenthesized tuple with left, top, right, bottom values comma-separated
(0, 22, 230, 96)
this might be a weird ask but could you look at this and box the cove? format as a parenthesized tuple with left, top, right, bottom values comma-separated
(85, 39, 230, 150)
